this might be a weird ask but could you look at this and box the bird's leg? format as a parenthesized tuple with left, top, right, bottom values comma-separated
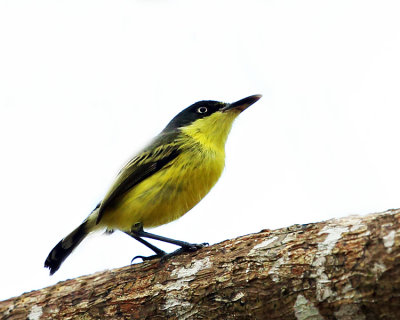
(127, 223, 208, 262)
(124, 231, 166, 262)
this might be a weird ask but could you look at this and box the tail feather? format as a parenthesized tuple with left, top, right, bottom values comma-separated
(44, 222, 89, 275)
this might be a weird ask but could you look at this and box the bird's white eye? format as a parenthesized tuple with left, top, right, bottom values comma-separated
(197, 107, 208, 114)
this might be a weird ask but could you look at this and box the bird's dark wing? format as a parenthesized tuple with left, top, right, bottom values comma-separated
(96, 133, 180, 224)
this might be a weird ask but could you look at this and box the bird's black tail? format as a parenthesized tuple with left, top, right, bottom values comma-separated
(44, 221, 89, 275)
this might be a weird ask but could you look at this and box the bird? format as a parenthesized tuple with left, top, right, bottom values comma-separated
(44, 94, 262, 275)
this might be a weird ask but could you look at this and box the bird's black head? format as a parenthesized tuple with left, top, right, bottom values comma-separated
(161, 95, 262, 133)
(163, 100, 226, 132)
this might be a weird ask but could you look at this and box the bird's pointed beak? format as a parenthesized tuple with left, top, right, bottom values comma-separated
(221, 94, 262, 112)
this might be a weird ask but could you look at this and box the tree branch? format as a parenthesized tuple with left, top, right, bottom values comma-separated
(2, 209, 400, 319)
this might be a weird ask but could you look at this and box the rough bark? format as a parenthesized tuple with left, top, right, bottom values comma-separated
(1, 209, 400, 320)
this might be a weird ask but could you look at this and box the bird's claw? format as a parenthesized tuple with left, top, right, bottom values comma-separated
(131, 254, 161, 264)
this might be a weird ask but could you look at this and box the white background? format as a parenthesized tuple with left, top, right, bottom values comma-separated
(1, 0, 400, 301)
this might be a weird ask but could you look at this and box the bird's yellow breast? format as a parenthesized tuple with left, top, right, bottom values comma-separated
(99, 141, 225, 230)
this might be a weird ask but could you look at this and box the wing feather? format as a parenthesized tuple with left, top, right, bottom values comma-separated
(96, 132, 180, 224)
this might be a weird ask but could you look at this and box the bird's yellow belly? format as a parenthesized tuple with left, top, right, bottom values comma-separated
(100, 149, 225, 231)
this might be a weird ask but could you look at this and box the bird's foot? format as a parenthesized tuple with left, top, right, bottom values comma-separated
(160, 242, 208, 262)
(131, 252, 165, 263)
(130, 243, 208, 264)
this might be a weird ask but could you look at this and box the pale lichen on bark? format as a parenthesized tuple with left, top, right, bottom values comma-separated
(294, 294, 324, 320)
